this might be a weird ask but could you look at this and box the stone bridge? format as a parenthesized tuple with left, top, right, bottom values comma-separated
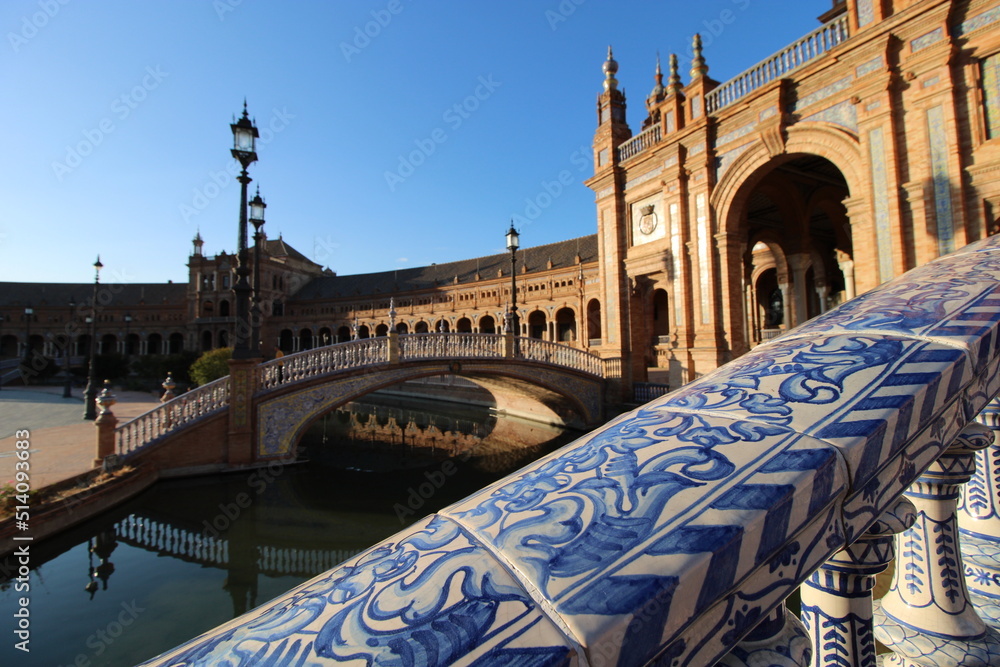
(106, 333, 619, 471)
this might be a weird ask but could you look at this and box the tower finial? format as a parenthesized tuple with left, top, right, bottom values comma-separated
(241, 98, 249, 120)
(667, 53, 682, 94)
(649, 52, 665, 102)
(690, 34, 708, 79)
(603, 45, 619, 92)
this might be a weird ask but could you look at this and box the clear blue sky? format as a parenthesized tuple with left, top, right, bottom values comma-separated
(2, 0, 825, 285)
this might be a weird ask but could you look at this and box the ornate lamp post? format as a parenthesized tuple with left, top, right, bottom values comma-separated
(0, 313, 4, 392)
(22, 306, 34, 371)
(63, 297, 76, 398)
(230, 101, 259, 359)
(84, 256, 103, 420)
(123, 313, 132, 361)
(506, 222, 520, 337)
(249, 187, 266, 356)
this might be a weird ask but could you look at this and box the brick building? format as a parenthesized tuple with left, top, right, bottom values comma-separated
(3, 0, 1000, 392)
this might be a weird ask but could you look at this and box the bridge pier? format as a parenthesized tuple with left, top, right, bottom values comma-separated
(227, 358, 257, 466)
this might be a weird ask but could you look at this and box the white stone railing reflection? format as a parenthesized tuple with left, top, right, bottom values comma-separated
(398, 332, 505, 361)
(706, 13, 849, 114)
(257, 337, 389, 391)
(115, 514, 362, 577)
(138, 235, 1000, 667)
(116, 376, 229, 457)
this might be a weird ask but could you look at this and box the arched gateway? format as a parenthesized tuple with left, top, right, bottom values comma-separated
(584, 6, 997, 389)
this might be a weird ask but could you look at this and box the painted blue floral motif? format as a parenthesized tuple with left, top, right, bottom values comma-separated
(142, 516, 571, 667)
(668, 336, 902, 419)
(451, 410, 775, 589)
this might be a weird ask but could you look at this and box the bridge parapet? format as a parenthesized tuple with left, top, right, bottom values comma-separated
(256, 336, 388, 392)
(140, 235, 1000, 666)
(115, 376, 229, 458)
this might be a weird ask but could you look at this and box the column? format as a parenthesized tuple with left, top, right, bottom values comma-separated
(717, 603, 811, 666)
(874, 423, 1000, 664)
(960, 399, 1000, 626)
(801, 497, 915, 667)
(779, 283, 792, 330)
(836, 250, 856, 301)
(787, 253, 810, 327)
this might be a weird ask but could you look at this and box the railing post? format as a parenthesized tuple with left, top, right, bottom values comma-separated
(94, 380, 118, 467)
(960, 398, 1000, 625)
(801, 496, 915, 667)
(718, 604, 812, 666)
(226, 358, 257, 466)
(505, 331, 514, 358)
(874, 423, 1000, 663)
(388, 332, 399, 364)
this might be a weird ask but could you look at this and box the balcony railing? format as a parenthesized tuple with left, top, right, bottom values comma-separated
(140, 234, 1000, 666)
(706, 13, 850, 114)
(616, 123, 662, 162)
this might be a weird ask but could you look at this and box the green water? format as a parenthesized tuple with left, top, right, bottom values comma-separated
(0, 400, 576, 666)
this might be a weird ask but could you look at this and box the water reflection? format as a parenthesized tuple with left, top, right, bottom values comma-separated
(0, 396, 578, 666)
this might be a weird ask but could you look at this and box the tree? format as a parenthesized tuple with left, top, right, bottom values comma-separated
(189, 347, 232, 387)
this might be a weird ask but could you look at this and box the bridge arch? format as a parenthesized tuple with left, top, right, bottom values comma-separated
(255, 360, 603, 460)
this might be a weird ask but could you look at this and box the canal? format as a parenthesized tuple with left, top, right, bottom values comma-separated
(0, 394, 579, 666)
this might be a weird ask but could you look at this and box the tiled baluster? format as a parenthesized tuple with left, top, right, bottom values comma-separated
(874, 423, 1000, 664)
(717, 603, 812, 666)
(801, 497, 915, 667)
(960, 400, 1000, 625)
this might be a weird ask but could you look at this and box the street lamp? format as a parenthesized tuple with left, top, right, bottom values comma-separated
(22, 306, 34, 374)
(249, 187, 266, 356)
(123, 313, 133, 361)
(506, 222, 520, 338)
(230, 100, 259, 359)
(64, 297, 76, 399)
(84, 256, 103, 420)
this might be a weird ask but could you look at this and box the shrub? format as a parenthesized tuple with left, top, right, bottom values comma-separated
(190, 347, 233, 387)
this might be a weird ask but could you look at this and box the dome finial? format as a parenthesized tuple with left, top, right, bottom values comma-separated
(649, 52, 665, 102)
(603, 45, 619, 91)
(690, 34, 708, 79)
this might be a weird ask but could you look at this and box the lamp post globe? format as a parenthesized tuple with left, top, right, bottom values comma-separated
(230, 100, 259, 359)
(249, 187, 266, 356)
(83, 256, 103, 420)
(506, 222, 520, 339)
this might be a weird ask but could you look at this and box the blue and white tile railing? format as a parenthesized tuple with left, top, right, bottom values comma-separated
(140, 235, 1000, 666)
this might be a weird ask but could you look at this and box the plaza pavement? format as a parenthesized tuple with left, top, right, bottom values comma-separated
(0, 386, 162, 490)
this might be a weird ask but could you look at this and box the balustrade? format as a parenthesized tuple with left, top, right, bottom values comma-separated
(616, 124, 662, 162)
(139, 236, 1000, 667)
(115, 376, 229, 457)
(705, 14, 849, 114)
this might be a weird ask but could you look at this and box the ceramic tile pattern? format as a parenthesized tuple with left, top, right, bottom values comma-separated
(141, 236, 1000, 665)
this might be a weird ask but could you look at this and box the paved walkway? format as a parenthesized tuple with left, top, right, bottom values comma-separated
(0, 386, 163, 489)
